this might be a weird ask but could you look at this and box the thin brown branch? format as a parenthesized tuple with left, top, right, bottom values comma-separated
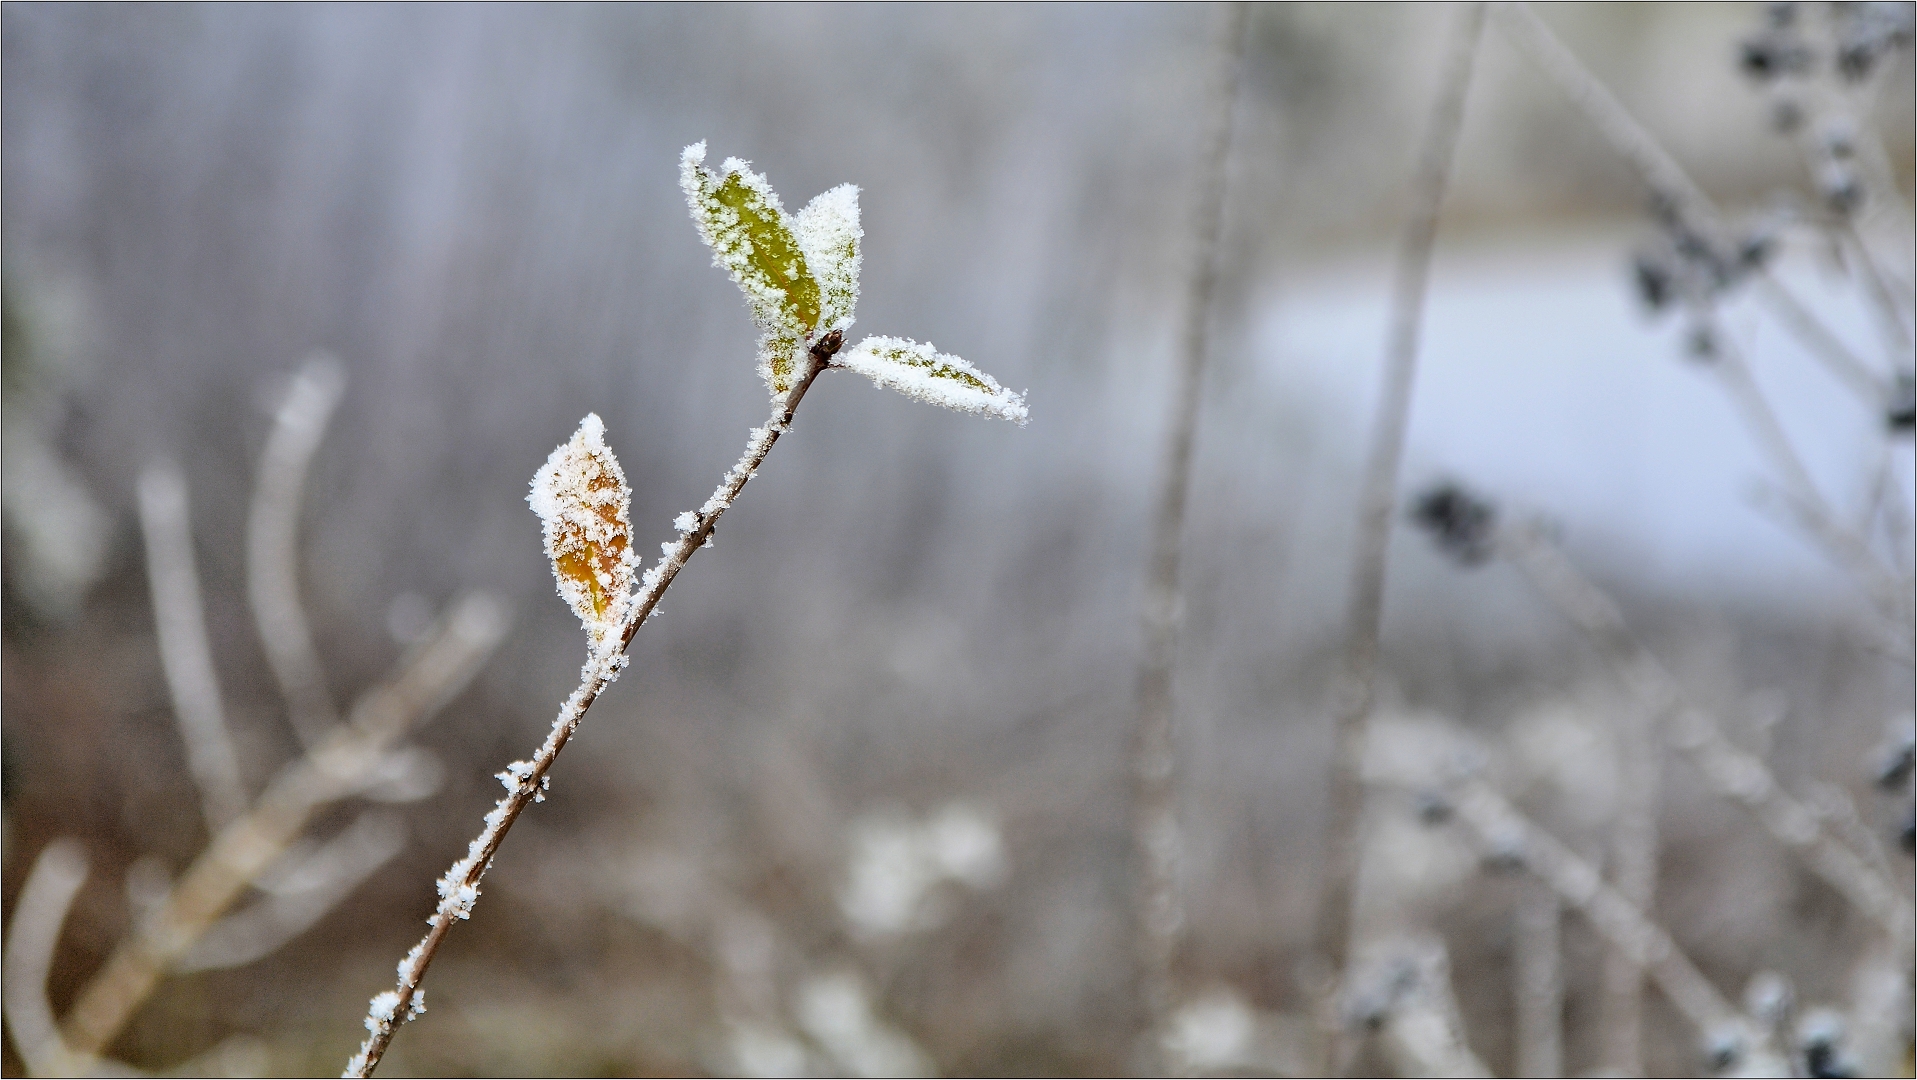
(1130, 2, 1248, 1067)
(248, 355, 347, 745)
(1315, 0, 1485, 1038)
(58, 592, 507, 1061)
(346, 346, 835, 1077)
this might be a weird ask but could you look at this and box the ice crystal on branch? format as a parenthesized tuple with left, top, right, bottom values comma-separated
(528, 413, 635, 646)
(838, 336, 1030, 424)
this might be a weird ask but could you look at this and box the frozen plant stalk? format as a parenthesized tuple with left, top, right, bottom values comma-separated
(348, 143, 1027, 1078)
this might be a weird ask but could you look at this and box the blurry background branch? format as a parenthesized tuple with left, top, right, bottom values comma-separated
(2, 842, 94, 1078)
(136, 462, 247, 831)
(1317, 2, 1484, 1070)
(247, 356, 347, 746)
(1448, 779, 1790, 1076)
(3, 360, 512, 1072)
(1128, 1, 1247, 1069)
(1499, 516, 1914, 956)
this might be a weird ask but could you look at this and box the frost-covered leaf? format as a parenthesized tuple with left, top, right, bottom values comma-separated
(794, 183, 862, 335)
(836, 336, 1029, 424)
(528, 414, 635, 645)
(681, 142, 822, 395)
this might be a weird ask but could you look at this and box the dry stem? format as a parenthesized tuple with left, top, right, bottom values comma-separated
(1750, 275, 1889, 407)
(3, 841, 91, 1077)
(345, 345, 835, 1077)
(138, 461, 249, 830)
(1599, 694, 1659, 1076)
(58, 593, 505, 1061)
(1500, 522, 1915, 954)
(248, 355, 347, 745)
(178, 810, 407, 974)
(1347, 934, 1490, 1078)
(1705, 332, 1913, 647)
(1316, 0, 1485, 1049)
(1493, 3, 1898, 411)
(1451, 780, 1759, 1047)
(1513, 880, 1564, 1078)
(1129, 2, 1248, 1066)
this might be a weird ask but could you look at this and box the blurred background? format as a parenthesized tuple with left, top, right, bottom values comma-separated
(2, 3, 1911, 1076)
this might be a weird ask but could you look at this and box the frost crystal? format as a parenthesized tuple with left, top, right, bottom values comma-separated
(683, 140, 1029, 427)
(682, 142, 822, 395)
(837, 336, 1030, 424)
(528, 414, 635, 646)
(794, 182, 863, 335)
(366, 991, 400, 1030)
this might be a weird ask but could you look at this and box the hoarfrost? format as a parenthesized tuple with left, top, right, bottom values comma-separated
(365, 991, 400, 1029)
(681, 142, 819, 395)
(836, 336, 1029, 424)
(528, 414, 635, 647)
(496, 760, 536, 792)
(794, 183, 862, 335)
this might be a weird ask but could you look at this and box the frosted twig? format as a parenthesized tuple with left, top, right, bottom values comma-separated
(1599, 696, 1659, 1076)
(3, 841, 90, 1078)
(1315, 0, 1485, 1048)
(1129, 1, 1247, 1066)
(1499, 522, 1916, 954)
(248, 354, 346, 745)
(138, 462, 249, 831)
(1514, 880, 1563, 1079)
(178, 810, 406, 973)
(1493, 4, 1895, 409)
(344, 344, 836, 1078)
(59, 591, 507, 1060)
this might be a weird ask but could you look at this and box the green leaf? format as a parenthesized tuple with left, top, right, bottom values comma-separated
(681, 142, 822, 394)
(837, 336, 1029, 424)
(794, 184, 862, 335)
